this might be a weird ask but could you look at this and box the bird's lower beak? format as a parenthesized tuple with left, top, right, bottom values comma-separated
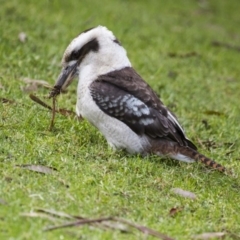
(49, 62, 78, 98)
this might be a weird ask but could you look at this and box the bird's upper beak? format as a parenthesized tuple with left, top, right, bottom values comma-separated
(49, 62, 78, 98)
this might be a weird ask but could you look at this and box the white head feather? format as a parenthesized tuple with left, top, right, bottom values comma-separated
(62, 26, 131, 77)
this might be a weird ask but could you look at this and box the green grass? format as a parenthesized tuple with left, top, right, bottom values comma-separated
(1, 0, 240, 239)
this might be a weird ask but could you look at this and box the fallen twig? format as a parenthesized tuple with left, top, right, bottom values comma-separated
(23, 207, 174, 239)
(212, 41, 240, 52)
(43, 215, 174, 240)
(113, 217, 174, 240)
(34, 208, 129, 233)
(168, 51, 200, 58)
(44, 217, 113, 231)
(193, 232, 225, 239)
(35, 208, 74, 220)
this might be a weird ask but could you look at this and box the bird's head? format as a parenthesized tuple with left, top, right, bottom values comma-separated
(49, 25, 130, 98)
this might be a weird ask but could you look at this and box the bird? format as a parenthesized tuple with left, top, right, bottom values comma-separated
(49, 25, 229, 174)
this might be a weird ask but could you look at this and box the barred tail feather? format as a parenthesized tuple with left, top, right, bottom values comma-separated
(176, 146, 229, 173)
(149, 140, 231, 174)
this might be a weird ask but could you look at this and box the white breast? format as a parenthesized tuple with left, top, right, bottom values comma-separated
(76, 75, 150, 154)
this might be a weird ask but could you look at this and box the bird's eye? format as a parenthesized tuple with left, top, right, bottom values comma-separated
(68, 50, 81, 62)
(72, 52, 79, 59)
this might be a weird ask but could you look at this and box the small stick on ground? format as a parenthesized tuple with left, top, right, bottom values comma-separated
(113, 217, 174, 240)
(212, 41, 240, 52)
(44, 217, 113, 231)
(44, 216, 174, 240)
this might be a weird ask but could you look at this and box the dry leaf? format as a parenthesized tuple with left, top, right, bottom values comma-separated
(44, 216, 174, 240)
(21, 78, 50, 86)
(21, 84, 39, 92)
(171, 188, 196, 199)
(18, 32, 27, 42)
(15, 164, 57, 174)
(169, 207, 183, 217)
(20, 78, 51, 92)
(193, 232, 225, 239)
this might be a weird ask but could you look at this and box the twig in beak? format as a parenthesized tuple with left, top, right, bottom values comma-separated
(29, 94, 52, 110)
(29, 93, 57, 131)
(49, 96, 56, 131)
(30, 94, 76, 117)
(48, 86, 61, 98)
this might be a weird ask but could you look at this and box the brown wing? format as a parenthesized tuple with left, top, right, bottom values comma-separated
(96, 67, 163, 109)
(91, 67, 197, 150)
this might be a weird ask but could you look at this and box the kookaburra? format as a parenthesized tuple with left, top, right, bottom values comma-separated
(49, 25, 228, 173)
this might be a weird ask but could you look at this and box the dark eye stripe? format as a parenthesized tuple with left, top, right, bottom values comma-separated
(66, 38, 99, 63)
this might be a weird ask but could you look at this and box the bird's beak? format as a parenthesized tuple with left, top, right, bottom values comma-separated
(49, 62, 78, 98)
